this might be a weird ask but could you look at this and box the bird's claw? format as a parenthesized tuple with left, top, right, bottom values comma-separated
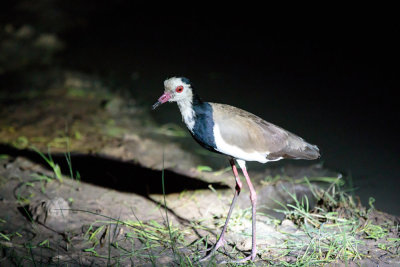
(197, 236, 227, 262)
(217, 250, 257, 264)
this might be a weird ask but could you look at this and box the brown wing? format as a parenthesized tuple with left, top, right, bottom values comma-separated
(211, 103, 320, 160)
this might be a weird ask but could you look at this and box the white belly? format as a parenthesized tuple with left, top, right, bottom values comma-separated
(213, 124, 269, 163)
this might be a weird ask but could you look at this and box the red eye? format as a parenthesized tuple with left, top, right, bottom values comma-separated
(175, 86, 184, 93)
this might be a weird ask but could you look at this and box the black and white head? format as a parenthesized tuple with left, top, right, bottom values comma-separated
(152, 77, 193, 110)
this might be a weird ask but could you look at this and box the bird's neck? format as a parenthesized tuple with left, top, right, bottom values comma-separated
(177, 93, 203, 132)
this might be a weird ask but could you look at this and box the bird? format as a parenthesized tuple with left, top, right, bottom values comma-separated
(152, 77, 320, 262)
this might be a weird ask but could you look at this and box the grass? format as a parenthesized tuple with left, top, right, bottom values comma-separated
(51, 209, 196, 266)
(31, 146, 63, 182)
(1, 149, 399, 266)
(280, 222, 363, 265)
(30, 136, 80, 183)
(361, 220, 388, 240)
(12, 143, 79, 208)
(268, 175, 398, 266)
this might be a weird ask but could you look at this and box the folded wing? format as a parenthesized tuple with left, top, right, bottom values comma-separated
(211, 103, 320, 161)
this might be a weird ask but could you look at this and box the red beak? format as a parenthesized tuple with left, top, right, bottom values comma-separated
(152, 92, 171, 110)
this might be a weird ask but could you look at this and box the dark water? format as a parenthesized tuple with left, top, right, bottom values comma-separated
(2, 3, 399, 214)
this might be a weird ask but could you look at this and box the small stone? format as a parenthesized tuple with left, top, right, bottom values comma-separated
(30, 197, 69, 224)
(47, 197, 69, 218)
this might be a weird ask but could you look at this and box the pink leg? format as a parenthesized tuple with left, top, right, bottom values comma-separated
(231, 159, 243, 191)
(199, 158, 242, 262)
(236, 160, 257, 261)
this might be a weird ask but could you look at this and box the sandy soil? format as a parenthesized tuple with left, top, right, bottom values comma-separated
(0, 23, 399, 266)
(0, 67, 398, 266)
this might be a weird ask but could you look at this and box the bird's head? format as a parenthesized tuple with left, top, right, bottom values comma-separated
(152, 77, 193, 110)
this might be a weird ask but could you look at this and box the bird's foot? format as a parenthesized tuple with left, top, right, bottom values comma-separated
(197, 236, 226, 262)
(218, 248, 257, 264)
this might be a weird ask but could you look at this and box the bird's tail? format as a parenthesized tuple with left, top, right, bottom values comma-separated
(301, 143, 320, 160)
(283, 139, 321, 160)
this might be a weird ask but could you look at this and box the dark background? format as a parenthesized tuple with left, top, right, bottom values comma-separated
(1, 3, 399, 214)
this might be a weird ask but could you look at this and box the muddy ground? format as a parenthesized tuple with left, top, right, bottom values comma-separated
(0, 24, 399, 266)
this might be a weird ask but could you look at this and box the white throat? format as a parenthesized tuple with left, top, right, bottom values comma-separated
(177, 97, 195, 132)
